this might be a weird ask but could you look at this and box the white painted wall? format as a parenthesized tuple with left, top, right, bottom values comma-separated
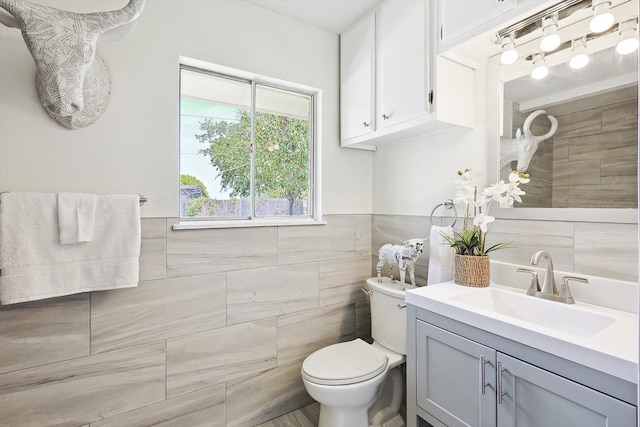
(0, 0, 373, 217)
(372, 67, 488, 216)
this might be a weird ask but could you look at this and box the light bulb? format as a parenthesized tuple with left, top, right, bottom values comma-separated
(501, 48, 518, 65)
(570, 53, 589, 69)
(540, 16, 561, 52)
(569, 37, 589, 69)
(532, 65, 549, 79)
(617, 37, 639, 54)
(617, 20, 639, 55)
(500, 34, 518, 65)
(531, 54, 548, 79)
(590, 0, 614, 33)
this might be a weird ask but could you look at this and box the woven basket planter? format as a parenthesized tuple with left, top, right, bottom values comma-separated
(453, 254, 490, 288)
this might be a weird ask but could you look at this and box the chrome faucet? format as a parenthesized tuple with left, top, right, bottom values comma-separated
(530, 250, 557, 297)
(528, 251, 588, 304)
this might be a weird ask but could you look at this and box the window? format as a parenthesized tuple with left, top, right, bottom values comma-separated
(179, 60, 321, 225)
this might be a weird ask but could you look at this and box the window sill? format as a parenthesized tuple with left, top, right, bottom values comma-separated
(172, 218, 326, 230)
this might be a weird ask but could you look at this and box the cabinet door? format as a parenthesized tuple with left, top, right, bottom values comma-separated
(438, 0, 517, 51)
(340, 13, 375, 141)
(378, 0, 428, 129)
(497, 353, 637, 427)
(416, 321, 497, 427)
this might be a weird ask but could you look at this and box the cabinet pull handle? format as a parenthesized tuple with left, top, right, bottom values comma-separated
(363, 122, 370, 127)
(497, 362, 507, 404)
(480, 355, 487, 395)
(382, 114, 390, 120)
(479, 356, 492, 395)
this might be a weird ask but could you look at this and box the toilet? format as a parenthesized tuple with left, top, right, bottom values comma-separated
(301, 277, 414, 427)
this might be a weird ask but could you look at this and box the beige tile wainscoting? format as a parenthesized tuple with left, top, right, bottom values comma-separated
(0, 215, 372, 427)
(1, 212, 636, 427)
(372, 214, 638, 284)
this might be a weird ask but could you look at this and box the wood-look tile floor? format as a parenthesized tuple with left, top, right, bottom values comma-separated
(255, 402, 320, 427)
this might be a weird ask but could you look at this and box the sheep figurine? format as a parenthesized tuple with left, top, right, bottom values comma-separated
(376, 238, 426, 287)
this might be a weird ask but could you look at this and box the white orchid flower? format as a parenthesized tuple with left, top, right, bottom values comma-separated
(507, 185, 526, 204)
(473, 213, 495, 233)
(454, 169, 476, 205)
(509, 170, 530, 184)
(447, 168, 531, 256)
(483, 181, 507, 203)
(454, 185, 475, 205)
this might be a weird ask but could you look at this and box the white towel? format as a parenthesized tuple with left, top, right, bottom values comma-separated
(427, 225, 455, 285)
(0, 192, 141, 305)
(58, 192, 97, 244)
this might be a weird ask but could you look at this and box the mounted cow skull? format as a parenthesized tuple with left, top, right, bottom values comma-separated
(0, 0, 145, 129)
(500, 109, 558, 172)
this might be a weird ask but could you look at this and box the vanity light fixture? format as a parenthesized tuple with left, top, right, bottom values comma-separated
(540, 15, 561, 52)
(569, 36, 590, 69)
(589, 0, 615, 33)
(616, 19, 639, 54)
(531, 53, 549, 79)
(500, 33, 518, 65)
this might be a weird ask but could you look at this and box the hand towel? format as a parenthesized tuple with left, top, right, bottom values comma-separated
(58, 192, 97, 244)
(0, 192, 141, 305)
(427, 225, 455, 285)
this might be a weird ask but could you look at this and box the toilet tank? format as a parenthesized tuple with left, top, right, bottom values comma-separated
(366, 277, 415, 355)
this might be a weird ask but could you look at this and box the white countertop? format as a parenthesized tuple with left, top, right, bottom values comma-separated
(406, 281, 639, 384)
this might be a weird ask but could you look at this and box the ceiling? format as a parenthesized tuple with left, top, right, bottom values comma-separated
(244, 0, 383, 33)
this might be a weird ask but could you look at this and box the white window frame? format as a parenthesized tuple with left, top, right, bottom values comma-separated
(174, 56, 323, 230)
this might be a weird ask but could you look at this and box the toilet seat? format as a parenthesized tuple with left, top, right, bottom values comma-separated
(302, 338, 388, 386)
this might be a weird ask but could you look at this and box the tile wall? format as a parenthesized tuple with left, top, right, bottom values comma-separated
(1, 212, 636, 427)
(0, 215, 373, 427)
(372, 214, 638, 284)
(513, 95, 638, 209)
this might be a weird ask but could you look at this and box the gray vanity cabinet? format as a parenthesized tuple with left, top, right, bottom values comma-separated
(497, 353, 636, 427)
(410, 313, 637, 427)
(416, 320, 497, 426)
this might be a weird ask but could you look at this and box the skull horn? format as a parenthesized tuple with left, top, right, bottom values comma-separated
(85, 0, 146, 33)
(522, 109, 547, 137)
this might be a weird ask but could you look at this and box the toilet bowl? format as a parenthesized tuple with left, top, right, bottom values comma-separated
(301, 277, 413, 427)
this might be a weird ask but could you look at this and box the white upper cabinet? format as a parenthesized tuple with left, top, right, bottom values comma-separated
(340, 0, 474, 150)
(340, 14, 376, 141)
(377, 0, 428, 129)
(438, 0, 517, 52)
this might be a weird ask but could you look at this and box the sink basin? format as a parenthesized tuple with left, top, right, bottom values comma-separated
(450, 287, 617, 338)
(405, 281, 638, 384)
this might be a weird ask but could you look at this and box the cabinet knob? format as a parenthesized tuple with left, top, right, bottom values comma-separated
(362, 122, 370, 127)
(382, 114, 390, 120)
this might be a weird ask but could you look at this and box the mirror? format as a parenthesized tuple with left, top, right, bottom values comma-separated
(502, 46, 638, 210)
(488, 1, 639, 223)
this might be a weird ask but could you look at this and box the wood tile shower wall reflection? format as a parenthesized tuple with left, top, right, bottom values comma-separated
(515, 96, 638, 209)
(0, 215, 372, 427)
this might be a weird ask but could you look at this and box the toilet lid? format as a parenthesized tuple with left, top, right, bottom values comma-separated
(302, 339, 388, 385)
